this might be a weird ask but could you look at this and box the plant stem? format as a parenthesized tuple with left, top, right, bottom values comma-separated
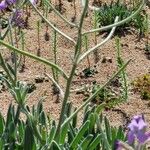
(84, 35, 90, 68)
(20, 30, 26, 72)
(45, 73, 64, 98)
(54, 0, 89, 141)
(0, 53, 15, 86)
(30, 1, 76, 44)
(37, 20, 41, 56)
(8, 21, 17, 84)
(62, 60, 131, 127)
(78, 17, 118, 64)
(93, 11, 99, 63)
(52, 28, 58, 81)
(45, 0, 77, 27)
(115, 37, 128, 101)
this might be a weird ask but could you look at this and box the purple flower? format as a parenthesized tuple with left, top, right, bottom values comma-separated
(114, 140, 122, 150)
(6, 0, 16, 5)
(127, 115, 150, 145)
(0, 0, 7, 10)
(12, 9, 25, 28)
(30, 0, 37, 5)
(0, 0, 16, 11)
(115, 140, 134, 150)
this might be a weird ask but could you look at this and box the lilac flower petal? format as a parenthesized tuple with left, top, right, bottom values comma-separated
(137, 131, 150, 144)
(114, 140, 122, 150)
(13, 9, 23, 18)
(128, 119, 138, 131)
(30, 0, 37, 5)
(138, 118, 147, 130)
(127, 131, 135, 145)
(6, 0, 16, 5)
(145, 132, 150, 143)
(133, 115, 142, 122)
(0, 0, 7, 10)
(137, 131, 148, 144)
(127, 115, 150, 145)
(12, 9, 25, 28)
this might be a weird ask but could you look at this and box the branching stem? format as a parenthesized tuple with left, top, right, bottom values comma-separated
(78, 17, 119, 64)
(30, 1, 76, 44)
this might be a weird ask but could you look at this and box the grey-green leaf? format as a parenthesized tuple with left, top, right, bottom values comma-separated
(70, 121, 90, 149)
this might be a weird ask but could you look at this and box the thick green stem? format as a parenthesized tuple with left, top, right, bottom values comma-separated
(54, 63, 77, 141)
(54, 0, 89, 141)
(8, 22, 18, 83)
(74, 0, 88, 57)
(78, 17, 118, 64)
(52, 29, 58, 82)
(62, 60, 131, 128)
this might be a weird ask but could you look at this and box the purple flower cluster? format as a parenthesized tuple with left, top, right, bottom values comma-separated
(127, 115, 150, 145)
(115, 141, 122, 150)
(115, 115, 150, 150)
(12, 9, 25, 28)
(0, 0, 16, 11)
(0, 0, 37, 28)
(30, 0, 37, 5)
(0, 0, 37, 11)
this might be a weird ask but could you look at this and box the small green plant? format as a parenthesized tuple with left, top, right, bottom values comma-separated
(115, 37, 128, 101)
(90, 84, 123, 109)
(97, 0, 131, 30)
(96, 0, 146, 34)
(144, 14, 150, 59)
(132, 74, 150, 100)
(144, 43, 150, 59)
(37, 20, 41, 57)
(0, 101, 126, 149)
(81, 67, 97, 78)
(80, 80, 124, 110)
(83, 35, 91, 68)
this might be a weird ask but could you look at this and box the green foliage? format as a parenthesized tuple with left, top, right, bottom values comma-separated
(132, 74, 150, 100)
(145, 44, 150, 53)
(0, 18, 8, 29)
(82, 67, 96, 78)
(115, 37, 128, 101)
(97, 0, 131, 29)
(96, 0, 146, 34)
(145, 43, 150, 60)
(0, 103, 126, 149)
(90, 84, 123, 109)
